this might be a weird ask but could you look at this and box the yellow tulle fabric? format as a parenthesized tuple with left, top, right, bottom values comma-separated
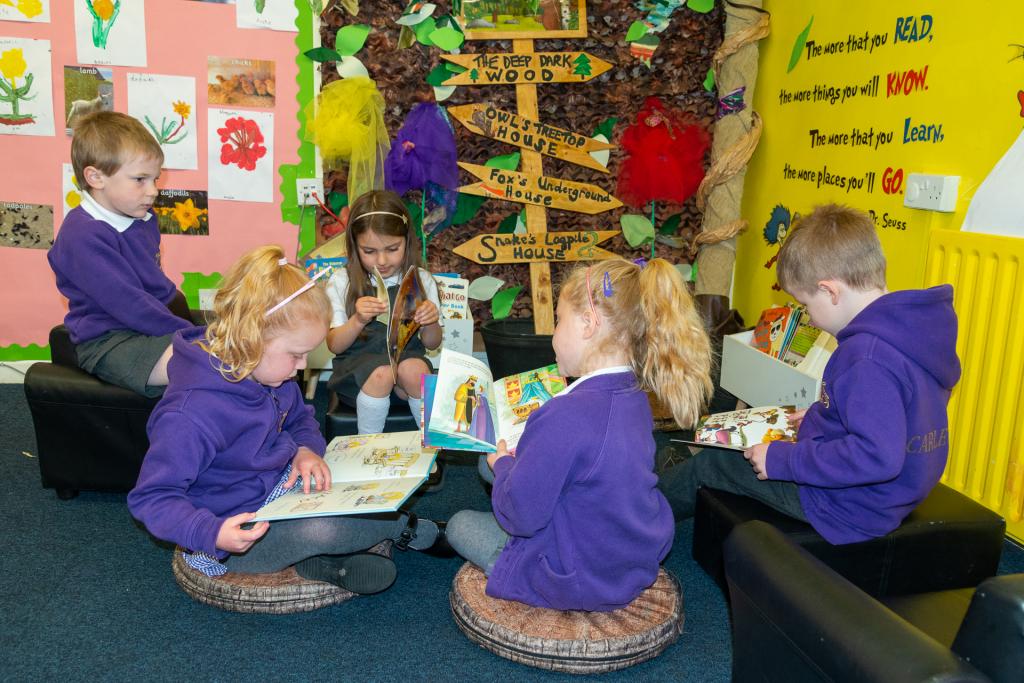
(304, 77, 390, 201)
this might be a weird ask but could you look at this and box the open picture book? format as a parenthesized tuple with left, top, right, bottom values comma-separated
(673, 405, 799, 451)
(370, 266, 426, 382)
(252, 431, 438, 522)
(422, 348, 567, 454)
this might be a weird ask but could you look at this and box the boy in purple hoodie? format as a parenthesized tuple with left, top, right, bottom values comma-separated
(48, 112, 191, 397)
(660, 204, 961, 544)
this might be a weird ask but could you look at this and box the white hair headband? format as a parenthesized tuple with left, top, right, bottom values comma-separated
(265, 266, 330, 317)
(352, 210, 408, 225)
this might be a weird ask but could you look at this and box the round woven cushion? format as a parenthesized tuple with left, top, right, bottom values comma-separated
(450, 563, 684, 674)
(171, 540, 392, 614)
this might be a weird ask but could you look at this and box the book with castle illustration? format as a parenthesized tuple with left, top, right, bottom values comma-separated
(673, 405, 800, 451)
(252, 431, 438, 522)
(422, 348, 567, 454)
(369, 266, 426, 383)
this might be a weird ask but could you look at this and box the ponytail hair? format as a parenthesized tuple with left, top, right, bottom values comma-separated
(200, 245, 332, 382)
(343, 190, 422, 316)
(560, 258, 713, 428)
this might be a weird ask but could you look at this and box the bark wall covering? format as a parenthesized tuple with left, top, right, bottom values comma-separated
(318, 1, 724, 321)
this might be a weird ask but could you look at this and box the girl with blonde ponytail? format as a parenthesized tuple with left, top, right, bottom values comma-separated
(129, 245, 446, 596)
(445, 257, 713, 611)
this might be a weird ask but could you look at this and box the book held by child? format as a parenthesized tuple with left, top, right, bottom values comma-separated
(674, 405, 799, 451)
(368, 265, 426, 382)
(252, 431, 438, 522)
(422, 348, 566, 453)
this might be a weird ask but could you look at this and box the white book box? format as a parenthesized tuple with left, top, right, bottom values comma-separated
(720, 330, 823, 409)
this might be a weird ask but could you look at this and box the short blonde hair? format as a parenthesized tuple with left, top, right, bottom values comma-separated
(776, 203, 887, 295)
(71, 111, 164, 192)
(560, 258, 713, 428)
(200, 245, 331, 381)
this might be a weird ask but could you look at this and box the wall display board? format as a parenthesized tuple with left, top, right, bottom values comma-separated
(735, 2, 1024, 323)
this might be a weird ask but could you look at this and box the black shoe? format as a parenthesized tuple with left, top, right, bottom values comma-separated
(295, 553, 397, 595)
(423, 460, 446, 493)
(420, 520, 458, 559)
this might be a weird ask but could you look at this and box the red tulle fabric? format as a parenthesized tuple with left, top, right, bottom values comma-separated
(616, 97, 711, 208)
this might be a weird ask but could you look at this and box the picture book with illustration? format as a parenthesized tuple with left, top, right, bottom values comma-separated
(252, 431, 438, 522)
(673, 405, 799, 451)
(369, 266, 426, 382)
(751, 304, 803, 359)
(422, 348, 567, 454)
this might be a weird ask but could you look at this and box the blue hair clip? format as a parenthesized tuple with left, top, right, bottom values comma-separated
(602, 272, 613, 297)
(632, 257, 648, 269)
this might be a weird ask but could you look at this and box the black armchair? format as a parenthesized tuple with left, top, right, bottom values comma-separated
(24, 292, 194, 499)
(724, 521, 1022, 683)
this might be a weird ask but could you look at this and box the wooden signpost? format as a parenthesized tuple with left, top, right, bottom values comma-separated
(440, 51, 612, 86)
(457, 162, 622, 214)
(447, 104, 615, 173)
(453, 230, 618, 265)
(452, 3, 615, 333)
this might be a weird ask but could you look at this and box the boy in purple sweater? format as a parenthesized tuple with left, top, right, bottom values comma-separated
(660, 204, 961, 544)
(48, 112, 191, 397)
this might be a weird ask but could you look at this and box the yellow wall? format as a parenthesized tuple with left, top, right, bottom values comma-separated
(735, 1, 1024, 321)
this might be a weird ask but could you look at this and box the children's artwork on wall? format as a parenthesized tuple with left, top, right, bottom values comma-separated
(61, 162, 82, 217)
(207, 56, 275, 108)
(207, 107, 273, 202)
(74, 0, 146, 67)
(961, 128, 1024, 237)
(153, 189, 209, 236)
(457, 0, 586, 40)
(126, 72, 197, 170)
(63, 65, 112, 134)
(0, 200, 53, 249)
(0, 0, 50, 23)
(0, 37, 54, 136)
(236, 0, 297, 32)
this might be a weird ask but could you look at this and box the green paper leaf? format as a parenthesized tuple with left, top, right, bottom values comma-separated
(703, 68, 715, 91)
(788, 16, 814, 73)
(414, 17, 438, 46)
(593, 117, 617, 141)
(397, 25, 416, 49)
(620, 214, 655, 248)
(498, 212, 519, 234)
(426, 63, 452, 86)
(304, 46, 342, 63)
(335, 24, 371, 56)
(659, 212, 682, 235)
(491, 286, 523, 320)
(625, 21, 649, 43)
(405, 200, 424, 233)
(687, 0, 715, 13)
(433, 84, 457, 102)
(452, 193, 486, 225)
(429, 26, 465, 51)
(468, 275, 505, 301)
(328, 191, 348, 214)
(181, 272, 224, 310)
(486, 151, 521, 171)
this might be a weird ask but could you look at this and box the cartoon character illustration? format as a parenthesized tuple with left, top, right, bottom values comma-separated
(362, 446, 419, 477)
(453, 375, 479, 433)
(762, 204, 799, 291)
(355, 491, 405, 507)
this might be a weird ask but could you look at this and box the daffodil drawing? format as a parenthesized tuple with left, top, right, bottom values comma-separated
(144, 101, 190, 145)
(66, 171, 82, 210)
(85, 0, 121, 49)
(0, 48, 36, 126)
(0, 0, 44, 19)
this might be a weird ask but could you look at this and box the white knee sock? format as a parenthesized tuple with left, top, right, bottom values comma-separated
(407, 396, 423, 428)
(356, 391, 390, 434)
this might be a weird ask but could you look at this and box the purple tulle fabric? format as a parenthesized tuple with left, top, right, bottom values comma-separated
(384, 103, 459, 195)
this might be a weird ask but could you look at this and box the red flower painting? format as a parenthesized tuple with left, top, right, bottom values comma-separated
(217, 116, 267, 171)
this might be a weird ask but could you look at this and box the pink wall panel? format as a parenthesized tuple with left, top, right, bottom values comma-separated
(0, 1, 302, 348)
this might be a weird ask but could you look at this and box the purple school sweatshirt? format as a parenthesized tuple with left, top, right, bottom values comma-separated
(767, 285, 961, 544)
(488, 371, 674, 611)
(47, 206, 190, 344)
(127, 327, 326, 558)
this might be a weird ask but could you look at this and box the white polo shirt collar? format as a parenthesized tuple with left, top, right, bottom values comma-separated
(80, 191, 151, 233)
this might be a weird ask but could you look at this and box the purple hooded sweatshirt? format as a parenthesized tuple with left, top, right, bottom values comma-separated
(488, 371, 675, 612)
(127, 327, 326, 558)
(48, 207, 191, 344)
(766, 285, 961, 544)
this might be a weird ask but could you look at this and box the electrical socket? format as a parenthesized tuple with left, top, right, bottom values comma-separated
(903, 173, 959, 212)
(295, 178, 323, 206)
